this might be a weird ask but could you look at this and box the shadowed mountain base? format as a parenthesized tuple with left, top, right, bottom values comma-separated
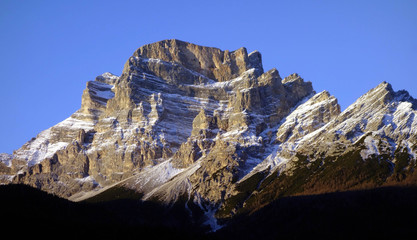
(2, 184, 417, 239)
(214, 186, 417, 240)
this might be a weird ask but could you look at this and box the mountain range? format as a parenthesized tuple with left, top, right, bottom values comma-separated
(1, 39, 417, 238)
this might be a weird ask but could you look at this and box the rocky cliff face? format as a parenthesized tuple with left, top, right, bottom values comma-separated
(221, 81, 417, 218)
(1, 39, 416, 228)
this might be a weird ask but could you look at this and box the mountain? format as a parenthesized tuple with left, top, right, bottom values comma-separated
(1, 39, 417, 232)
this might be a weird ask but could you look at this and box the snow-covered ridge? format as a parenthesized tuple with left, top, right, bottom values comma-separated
(13, 117, 95, 167)
(243, 91, 340, 179)
(336, 83, 417, 140)
(55, 116, 95, 131)
(0, 153, 13, 167)
(87, 80, 115, 105)
(276, 91, 338, 142)
(284, 82, 417, 163)
(96, 72, 119, 84)
(240, 82, 417, 191)
(188, 68, 257, 89)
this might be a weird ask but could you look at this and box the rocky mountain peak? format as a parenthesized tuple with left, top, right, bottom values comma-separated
(282, 73, 302, 84)
(130, 39, 263, 82)
(343, 81, 416, 115)
(95, 72, 119, 85)
(358, 81, 415, 107)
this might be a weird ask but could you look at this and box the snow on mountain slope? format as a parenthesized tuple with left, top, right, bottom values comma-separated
(0, 153, 12, 168)
(293, 82, 417, 159)
(13, 117, 95, 168)
(242, 90, 340, 180)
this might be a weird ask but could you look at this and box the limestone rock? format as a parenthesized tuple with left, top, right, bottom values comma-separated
(132, 39, 262, 82)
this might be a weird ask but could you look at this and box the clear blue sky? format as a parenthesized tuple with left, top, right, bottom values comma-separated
(1, 0, 416, 154)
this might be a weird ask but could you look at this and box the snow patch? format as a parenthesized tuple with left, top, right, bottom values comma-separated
(192, 193, 223, 232)
(141, 160, 201, 202)
(0, 153, 13, 167)
(360, 136, 380, 160)
(14, 117, 95, 167)
(55, 116, 95, 131)
(134, 160, 185, 192)
(75, 175, 99, 186)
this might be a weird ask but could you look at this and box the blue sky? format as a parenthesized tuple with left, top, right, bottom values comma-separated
(1, 0, 416, 154)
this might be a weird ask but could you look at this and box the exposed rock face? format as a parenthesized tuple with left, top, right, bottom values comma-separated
(2, 40, 311, 198)
(2, 39, 417, 228)
(132, 39, 263, 82)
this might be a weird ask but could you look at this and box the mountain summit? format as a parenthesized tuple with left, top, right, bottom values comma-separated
(1, 40, 416, 230)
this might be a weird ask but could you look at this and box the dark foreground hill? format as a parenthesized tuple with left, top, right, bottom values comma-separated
(215, 186, 417, 240)
(0, 184, 207, 239)
(2, 184, 417, 239)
